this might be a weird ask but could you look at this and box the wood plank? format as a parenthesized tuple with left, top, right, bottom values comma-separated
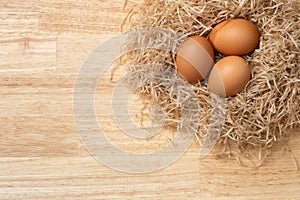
(0, 154, 200, 199)
(0, 88, 72, 116)
(0, 11, 39, 35)
(0, 35, 56, 71)
(56, 34, 109, 74)
(0, 136, 299, 199)
(0, 116, 77, 157)
(0, 0, 39, 12)
(38, 0, 141, 34)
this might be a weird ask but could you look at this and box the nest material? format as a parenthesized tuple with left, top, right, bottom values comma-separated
(121, 0, 300, 166)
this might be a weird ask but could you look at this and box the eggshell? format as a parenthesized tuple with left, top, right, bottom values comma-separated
(176, 36, 214, 84)
(209, 19, 261, 55)
(208, 56, 251, 97)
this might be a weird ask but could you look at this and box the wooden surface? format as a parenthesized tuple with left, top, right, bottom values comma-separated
(0, 0, 300, 199)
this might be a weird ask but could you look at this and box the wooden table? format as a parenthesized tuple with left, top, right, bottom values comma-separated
(0, 0, 299, 199)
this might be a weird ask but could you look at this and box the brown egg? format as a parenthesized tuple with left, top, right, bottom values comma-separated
(176, 36, 214, 84)
(208, 56, 251, 97)
(209, 18, 261, 55)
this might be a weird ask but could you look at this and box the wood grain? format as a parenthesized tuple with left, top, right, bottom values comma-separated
(0, 35, 56, 71)
(0, 0, 299, 199)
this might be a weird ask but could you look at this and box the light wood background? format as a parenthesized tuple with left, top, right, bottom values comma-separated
(0, 0, 299, 199)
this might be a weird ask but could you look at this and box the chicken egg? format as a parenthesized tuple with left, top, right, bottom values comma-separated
(209, 18, 261, 55)
(208, 56, 251, 97)
(176, 36, 214, 84)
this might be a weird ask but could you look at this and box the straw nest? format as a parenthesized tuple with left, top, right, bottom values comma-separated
(120, 0, 300, 166)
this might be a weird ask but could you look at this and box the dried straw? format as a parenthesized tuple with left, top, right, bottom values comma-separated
(120, 0, 300, 166)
